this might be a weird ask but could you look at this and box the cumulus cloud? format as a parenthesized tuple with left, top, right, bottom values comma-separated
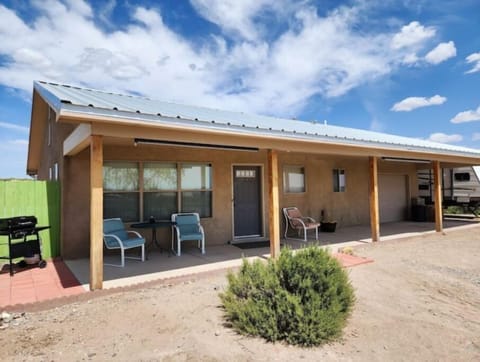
(425, 41, 456, 64)
(391, 95, 446, 112)
(0, 1, 459, 117)
(391, 21, 435, 49)
(190, 0, 292, 41)
(427, 133, 462, 143)
(450, 105, 480, 123)
(465, 52, 480, 74)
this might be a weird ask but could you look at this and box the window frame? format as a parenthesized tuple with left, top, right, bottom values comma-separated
(103, 161, 213, 222)
(283, 165, 306, 194)
(333, 168, 346, 193)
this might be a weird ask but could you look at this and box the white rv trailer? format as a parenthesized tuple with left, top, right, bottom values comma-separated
(417, 166, 480, 202)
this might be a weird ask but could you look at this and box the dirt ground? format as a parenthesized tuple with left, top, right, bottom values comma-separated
(1, 224, 479, 361)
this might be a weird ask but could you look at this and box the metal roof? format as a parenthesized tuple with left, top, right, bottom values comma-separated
(34, 81, 480, 158)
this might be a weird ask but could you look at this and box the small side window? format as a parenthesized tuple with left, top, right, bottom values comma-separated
(283, 166, 305, 193)
(454, 173, 470, 182)
(333, 169, 345, 192)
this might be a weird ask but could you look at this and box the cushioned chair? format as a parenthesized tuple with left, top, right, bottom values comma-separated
(103, 218, 145, 267)
(283, 207, 320, 242)
(171, 213, 205, 256)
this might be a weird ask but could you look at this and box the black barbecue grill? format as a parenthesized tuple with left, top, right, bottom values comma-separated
(0, 216, 50, 276)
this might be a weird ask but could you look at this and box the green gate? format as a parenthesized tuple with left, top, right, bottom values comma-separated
(0, 180, 60, 260)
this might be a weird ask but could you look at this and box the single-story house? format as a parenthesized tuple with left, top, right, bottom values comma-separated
(27, 81, 480, 290)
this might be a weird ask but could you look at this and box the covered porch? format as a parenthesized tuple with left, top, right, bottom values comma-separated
(26, 82, 480, 291)
(65, 219, 477, 290)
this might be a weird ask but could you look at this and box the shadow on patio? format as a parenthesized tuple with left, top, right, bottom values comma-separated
(65, 219, 478, 290)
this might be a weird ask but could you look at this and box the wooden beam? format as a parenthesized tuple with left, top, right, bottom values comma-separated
(90, 135, 103, 290)
(268, 149, 281, 258)
(63, 124, 92, 156)
(433, 160, 443, 232)
(369, 156, 380, 242)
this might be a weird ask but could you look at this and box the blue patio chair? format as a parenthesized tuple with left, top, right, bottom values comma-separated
(171, 213, 205, 256)
(103, 218, 145, 267)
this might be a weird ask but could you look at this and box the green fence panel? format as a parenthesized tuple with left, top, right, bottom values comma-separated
(0, 180, 60, 261)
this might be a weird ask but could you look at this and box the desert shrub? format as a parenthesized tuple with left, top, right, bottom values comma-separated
(220, 247, 355, 346)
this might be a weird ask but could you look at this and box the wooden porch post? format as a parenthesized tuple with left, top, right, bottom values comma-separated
(90, 135, 103, 290)
(268, 149, 281, 258)
(369, 156, 380, 242)
(433, 160, 443, 232)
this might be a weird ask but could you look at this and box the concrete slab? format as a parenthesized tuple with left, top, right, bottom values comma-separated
(65, 219, 479, 290)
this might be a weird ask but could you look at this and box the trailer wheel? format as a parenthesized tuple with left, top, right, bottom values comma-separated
(38, 260, 47, 268)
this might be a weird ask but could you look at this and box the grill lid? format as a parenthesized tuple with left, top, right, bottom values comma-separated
(0, 216, 38, 232)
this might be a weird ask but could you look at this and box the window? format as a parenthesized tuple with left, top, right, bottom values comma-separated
(180, 163, 212, 217)
(103, 162, 139, 222)
(103, 162, 212, 222)
(454, 172, 470, 182)
(333, 169, 345, 192)
(53, 163, 59, 180)
(283, 166, 305, 193)
(144, 163, 178, 220)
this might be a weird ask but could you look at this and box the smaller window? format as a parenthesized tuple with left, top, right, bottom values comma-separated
(454, 172, 470, 182)
(333, 169, 345, 192)
(53, 163, 59, 180)
(283, 166, 305, 193)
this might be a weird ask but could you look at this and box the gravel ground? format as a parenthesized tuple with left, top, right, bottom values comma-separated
(1, 224, 479, 361)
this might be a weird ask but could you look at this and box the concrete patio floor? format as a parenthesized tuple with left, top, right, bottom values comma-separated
(65, 219, 479, 290)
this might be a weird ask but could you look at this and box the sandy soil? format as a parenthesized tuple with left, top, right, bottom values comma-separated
(1, 224, 480, 361)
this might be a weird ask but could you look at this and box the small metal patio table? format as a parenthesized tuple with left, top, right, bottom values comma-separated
(130, 219, 173, 257)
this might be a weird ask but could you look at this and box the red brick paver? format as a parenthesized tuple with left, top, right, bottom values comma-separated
(0, 259, 85, 308)
(333, 252, 374, 268)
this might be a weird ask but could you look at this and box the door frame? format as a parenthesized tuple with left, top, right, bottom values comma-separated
(231, 163, 265, 242)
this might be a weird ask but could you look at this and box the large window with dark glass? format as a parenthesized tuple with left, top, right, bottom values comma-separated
(103, 161, 212, 222)
(143, 163, 178, 220)
(180, 163, 212, 217)
(103, 162, 139, 222)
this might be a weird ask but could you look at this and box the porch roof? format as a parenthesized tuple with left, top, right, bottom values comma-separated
(33, 80, 480, 159)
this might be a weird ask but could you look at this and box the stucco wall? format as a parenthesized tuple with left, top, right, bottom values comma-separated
(62, 148, 90, 258)
(60, 143, 418, 258)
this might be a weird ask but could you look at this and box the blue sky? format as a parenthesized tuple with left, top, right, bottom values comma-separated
(0, 0, 479, 178)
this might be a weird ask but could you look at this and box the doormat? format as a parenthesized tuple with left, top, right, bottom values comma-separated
(233, 241, 276, 249)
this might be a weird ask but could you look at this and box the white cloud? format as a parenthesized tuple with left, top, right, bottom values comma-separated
(403, 53, 419, 64)
(425, 41, 456, 64)
(391, 95, 446, 112)
(427, 133, 462, 143)
(0, 1, 459, 119)
(450, 105, 480, 123)
(473, 133, 480, 141)
(369, 118, 385, 132)
(0, 138, 29, 178)
(0, 121, 29, 133)
(391, 21, 435, 49)
(465, 52, 480, 74)
(190, 0, 289, 41)
(8, 139, 29, 145)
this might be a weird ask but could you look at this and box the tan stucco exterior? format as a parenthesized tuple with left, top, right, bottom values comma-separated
(27, 92, 476, 262)
(54, 142, 418, 258)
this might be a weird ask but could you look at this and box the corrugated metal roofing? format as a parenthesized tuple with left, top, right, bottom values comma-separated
(34, 80, 480, 157)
